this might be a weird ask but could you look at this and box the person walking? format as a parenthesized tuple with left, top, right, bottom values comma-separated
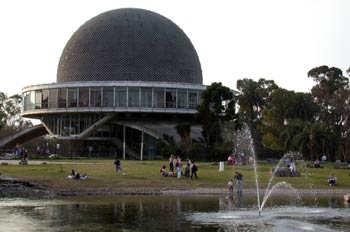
(191, 162, 198, 179)
(114, 158, 122, 172)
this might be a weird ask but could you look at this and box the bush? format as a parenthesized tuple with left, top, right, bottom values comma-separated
(210, 142, 232, 161)
(155, 136, 177, 157)
(186, 142, 209, 161)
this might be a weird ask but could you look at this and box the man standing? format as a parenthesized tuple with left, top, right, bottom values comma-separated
(234, 171, 243, 196)
(191, 162, 198, 179)
(114, 158, 122, 172)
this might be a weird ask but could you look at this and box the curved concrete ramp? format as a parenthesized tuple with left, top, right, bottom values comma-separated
(0, 124, 48, 148)
(110, 137, 139, 159)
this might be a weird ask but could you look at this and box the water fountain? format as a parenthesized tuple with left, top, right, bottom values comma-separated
(186, 125, 350, 231)
(233, 125, 312, 215)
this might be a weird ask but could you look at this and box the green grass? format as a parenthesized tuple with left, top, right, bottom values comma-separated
(1, 160, 349, 192)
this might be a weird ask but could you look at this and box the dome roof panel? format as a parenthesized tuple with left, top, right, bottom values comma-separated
(57, 8, 202, 84)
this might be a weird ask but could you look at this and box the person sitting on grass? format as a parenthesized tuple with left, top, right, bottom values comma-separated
(68, 169, 76, 179)
(68, 170, 88, 180)
(328, 173, 337, 186)
(314, 159, 320, 168)
(80, 173, 88, 180)
(160, 165, 168, 177)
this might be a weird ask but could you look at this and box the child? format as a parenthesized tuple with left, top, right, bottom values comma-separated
(176, 162, 182, 179)
(160, 165, 168, 177)
(184, 163, 190, 178)
(227, 179, 234, 192)
(328, 173, 337, 186)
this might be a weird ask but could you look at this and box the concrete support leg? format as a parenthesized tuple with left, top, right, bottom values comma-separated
(140, 130, 144, 160)
(123, 125, 126, 160)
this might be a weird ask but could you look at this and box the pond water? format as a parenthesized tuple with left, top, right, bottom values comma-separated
(1, 194, 350, 232)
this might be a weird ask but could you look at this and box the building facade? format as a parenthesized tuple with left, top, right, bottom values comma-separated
(18, 8, 205, 159)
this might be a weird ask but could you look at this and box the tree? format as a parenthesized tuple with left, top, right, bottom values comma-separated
(156, 134, 178, 158)
(291, 121, 329, 160)
(280, 119, 305, 152)
(175, 123, 191, 153)
(236, 78, 278, 157)
(308, 66, 348, 96)
(260, 88, 319, 154)
(0, 92, 7, 129)
(0, 92, 32, 131)
(308, 65, 348, 123)
(197, 82, 236, 149)
(308, 66, 350, 161)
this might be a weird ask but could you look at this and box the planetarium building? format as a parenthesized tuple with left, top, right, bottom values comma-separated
(19, 8, 205, 159)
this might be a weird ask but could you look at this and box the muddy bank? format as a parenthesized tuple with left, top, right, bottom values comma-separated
(0, 175, 349, 199)
(0, 175, 54, 198)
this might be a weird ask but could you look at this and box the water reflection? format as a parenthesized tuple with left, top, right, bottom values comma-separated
(220, 192, 244, 211)
(0, 195, 349, 231)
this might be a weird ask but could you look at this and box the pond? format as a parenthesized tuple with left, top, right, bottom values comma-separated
(1, 194, 350, 231)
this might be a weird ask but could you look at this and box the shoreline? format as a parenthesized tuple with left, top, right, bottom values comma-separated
(1, 175, 349, 199)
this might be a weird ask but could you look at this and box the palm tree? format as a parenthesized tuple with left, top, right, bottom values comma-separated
(292, 121, 329, 160)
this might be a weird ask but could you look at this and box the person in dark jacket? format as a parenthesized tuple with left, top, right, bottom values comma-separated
(191, 162, 198, 179)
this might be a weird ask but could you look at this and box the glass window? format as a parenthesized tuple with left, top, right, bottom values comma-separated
(35, 91, 42, 109)
(128, 87, 139, 107)
(177, 90, 187, 109)
(115, 88, 126, 107)
(188, 91, 198, 109)
(29, 91, 35, 110)
(68, 88, 78, 108)
(90, 88, 101, 107)
(198, 90, 203, 105)
(61, 114, 71, 136)
(103, 87, 114, 107)
(70, 114, 80, 135)
(166, 89, 176, 108)
(153, 88, 164, 108)
(58, 88, 67, 108)
(23, 92, 31, 111)
(42, 89, 49, 109)
(141, 88, 152, 108)
(49, 89, 58, 108)
(79, 88, 89, 107)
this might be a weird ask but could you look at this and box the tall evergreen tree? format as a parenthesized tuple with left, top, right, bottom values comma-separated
(236, 78, 278, 157)
(197, 82, 236, 149)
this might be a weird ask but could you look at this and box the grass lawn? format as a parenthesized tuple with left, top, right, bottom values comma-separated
(1, 159, 349, 192)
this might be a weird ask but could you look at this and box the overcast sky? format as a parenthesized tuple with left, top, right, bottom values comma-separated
(1, 0, 349, 96)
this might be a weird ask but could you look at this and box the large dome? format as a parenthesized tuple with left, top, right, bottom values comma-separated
(57, 8, 202, 84)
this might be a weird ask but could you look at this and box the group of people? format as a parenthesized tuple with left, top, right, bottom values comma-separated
(160, 155, 198, 179)
(68, 169, 88, 180)
(314, 154, 327, 168)
(227, 171, 243, 196)
(227, 154, 254, 166)
(15, 144, 29, 165)
(19, 152, 29, 165)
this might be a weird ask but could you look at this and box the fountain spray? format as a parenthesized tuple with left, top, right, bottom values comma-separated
(234, 125, 261, 215)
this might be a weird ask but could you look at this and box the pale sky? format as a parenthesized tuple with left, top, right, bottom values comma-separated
(1, 0, 349, 96)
